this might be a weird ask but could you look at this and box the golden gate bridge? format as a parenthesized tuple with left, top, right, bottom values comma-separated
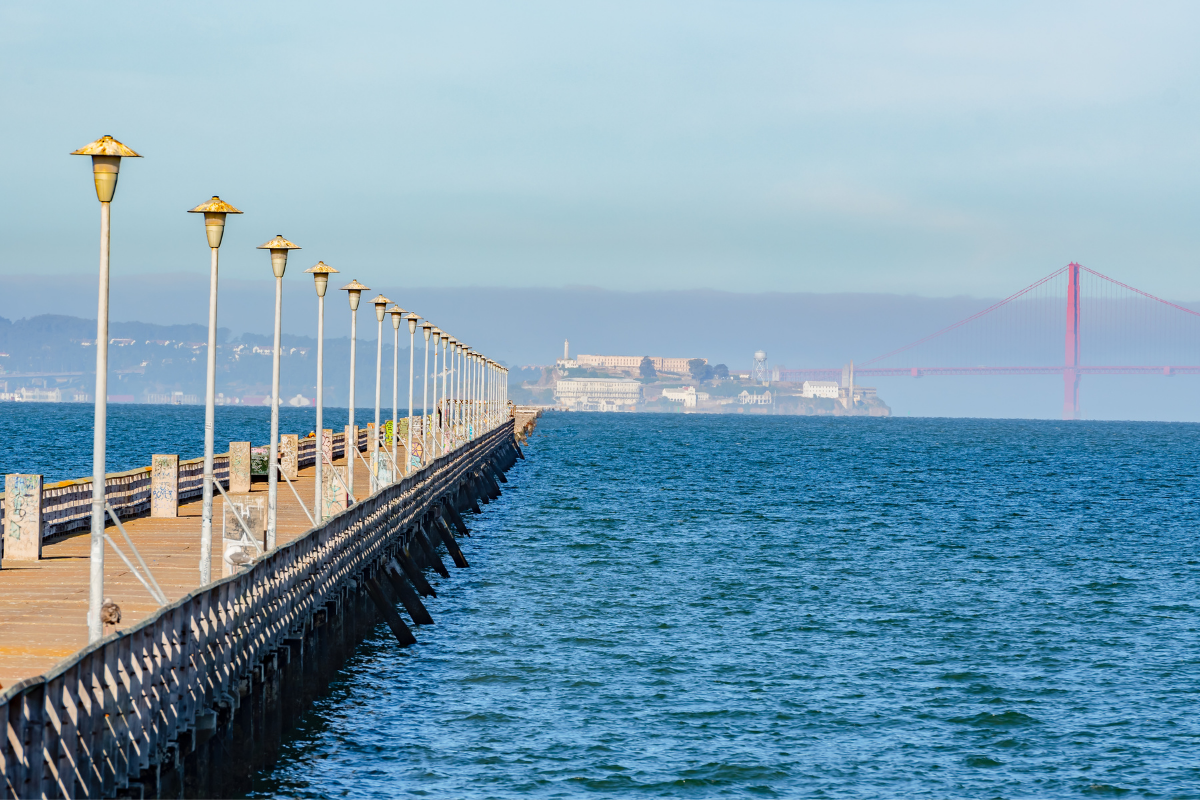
(778, 263, 1200, 419)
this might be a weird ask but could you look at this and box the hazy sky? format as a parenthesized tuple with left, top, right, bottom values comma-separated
(5, 1, 1200, 299)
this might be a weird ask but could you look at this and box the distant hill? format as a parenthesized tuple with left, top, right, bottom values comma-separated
(0, 313, 406, 408)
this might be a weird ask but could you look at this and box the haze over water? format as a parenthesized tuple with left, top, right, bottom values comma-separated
(241, 411, 1200, 798)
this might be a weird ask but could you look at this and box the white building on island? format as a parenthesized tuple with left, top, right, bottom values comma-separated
(801, 380, 840, 399)
(555, 378, 642, 412)
(738, 390, 773, 405)
(659, 386, 710, 408)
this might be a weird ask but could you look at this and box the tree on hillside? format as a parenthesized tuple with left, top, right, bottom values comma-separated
(712, 363, 729, 380)
(639, 356, 657, 379)
(688, 358, 713, 382)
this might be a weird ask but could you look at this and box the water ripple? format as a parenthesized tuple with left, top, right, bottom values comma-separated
(252, 414, 1200, 798)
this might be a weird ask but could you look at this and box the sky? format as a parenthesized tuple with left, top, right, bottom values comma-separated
(4, 1, 1200, 301)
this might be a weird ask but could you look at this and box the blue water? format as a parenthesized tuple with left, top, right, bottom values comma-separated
(4, 407, 1198, 795)
(237, 412, 1200, 798)
(0, 403, 415, 483)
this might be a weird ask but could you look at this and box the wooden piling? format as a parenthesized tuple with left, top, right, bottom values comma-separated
(418, 523, 452, 578)
(443, 500, 471, 536)
(396, 549, 437, 598)
(384, 560, 434, 625)
(433, 516, 469, 568)
(364, 575, 416, 646)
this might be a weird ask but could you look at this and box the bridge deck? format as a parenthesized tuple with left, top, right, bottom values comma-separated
(0, 456, 370, 692)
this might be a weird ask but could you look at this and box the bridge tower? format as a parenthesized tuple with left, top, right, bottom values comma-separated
(1064, 262, 1081, 420)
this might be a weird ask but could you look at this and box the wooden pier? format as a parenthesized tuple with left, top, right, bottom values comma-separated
(0, 418, 524, 799)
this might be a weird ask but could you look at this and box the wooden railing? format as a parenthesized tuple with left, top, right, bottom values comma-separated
(1, 457, 232, 545)
(0, 426, 379, 553)
(0, 420, 514, 800)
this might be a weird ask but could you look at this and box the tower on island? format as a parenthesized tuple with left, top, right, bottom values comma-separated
(556, 339, 578, 370)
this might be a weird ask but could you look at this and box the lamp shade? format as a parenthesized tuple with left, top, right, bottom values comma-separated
(187, 196, 243, 248)
(339, 279, 369, 311)
(71, 135, 141, 202)
(305, 261, 339, 298)
(257, 234, 301, 278)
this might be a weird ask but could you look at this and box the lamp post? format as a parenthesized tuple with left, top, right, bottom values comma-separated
(369, 293, 391, 491)
(474, 352, 482, 438)
(388, 305, 404, 476)
(71, 135, 141, 643)
(188, 196, 243, 586)
(463, 349, 471, 440)
(439, 331, 450, 453)
(405, 313, 418, 473)
(466, 350, 475, 439)
(339, 279, 369, 499)
(431, 328, 443, 457)
(305, 262, 339, 518)
(457, 342, 466, 442)
(427, 321, 436, 465)
(257, 235, 300, 549)
(446, 336, 458, 449)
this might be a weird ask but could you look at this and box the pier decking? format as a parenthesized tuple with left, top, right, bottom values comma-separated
(0, 418, 526, 799)
(0, 457, 366, 691)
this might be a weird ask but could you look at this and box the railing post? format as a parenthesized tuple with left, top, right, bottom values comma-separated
(280, 433, 298, 480)
(229, 442, 252, 494)
(3, 474, 43, 561)
(151, 455, 179, 518)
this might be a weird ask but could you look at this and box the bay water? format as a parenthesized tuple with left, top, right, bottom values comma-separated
(4, 406, 1199, 796)
(256, 412, 1200, 798)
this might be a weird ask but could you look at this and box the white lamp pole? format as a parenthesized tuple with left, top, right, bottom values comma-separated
(406, 313, 418, 474)
(469, 351, 477, 439)
(430, 328, 442, 458)
(71, 135, 140, 643)
(188, 196, 243, 587)
(465, 351, 473, 440)
(447, 337, 457, 450)
(305, 262, 338, 518)
(455, 343, 464, 443)
(339, 279, 368, 499)
(476, 353, 483, 437)
(369, 294, 391, 491)
(439, 332, 450, 453)
(389, 305, 403, 477)
(257, 235, 300, 548)
(421, 322, 433, 465)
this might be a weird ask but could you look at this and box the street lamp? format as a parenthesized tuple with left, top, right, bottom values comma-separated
(305, 261, 339, 518)
(188, 196, 243, 587)
(405, 313, 418, 474)
(421, 321, 433, 466)
(461, 345, 470, 440)
(257, 234, 300, 548)
(370, 293, 391, 492)
(473, 351, 481, 438)
(462, 348, 471, 440)
(71, 135, 141, 643)
(431, 327, 442, 458)
(439, 331, 450, 453)
(457, 342, 466, 443)
(446, 336, 458, 449)
(339, 279, 369, 499)
(388, 305, 405, 476)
